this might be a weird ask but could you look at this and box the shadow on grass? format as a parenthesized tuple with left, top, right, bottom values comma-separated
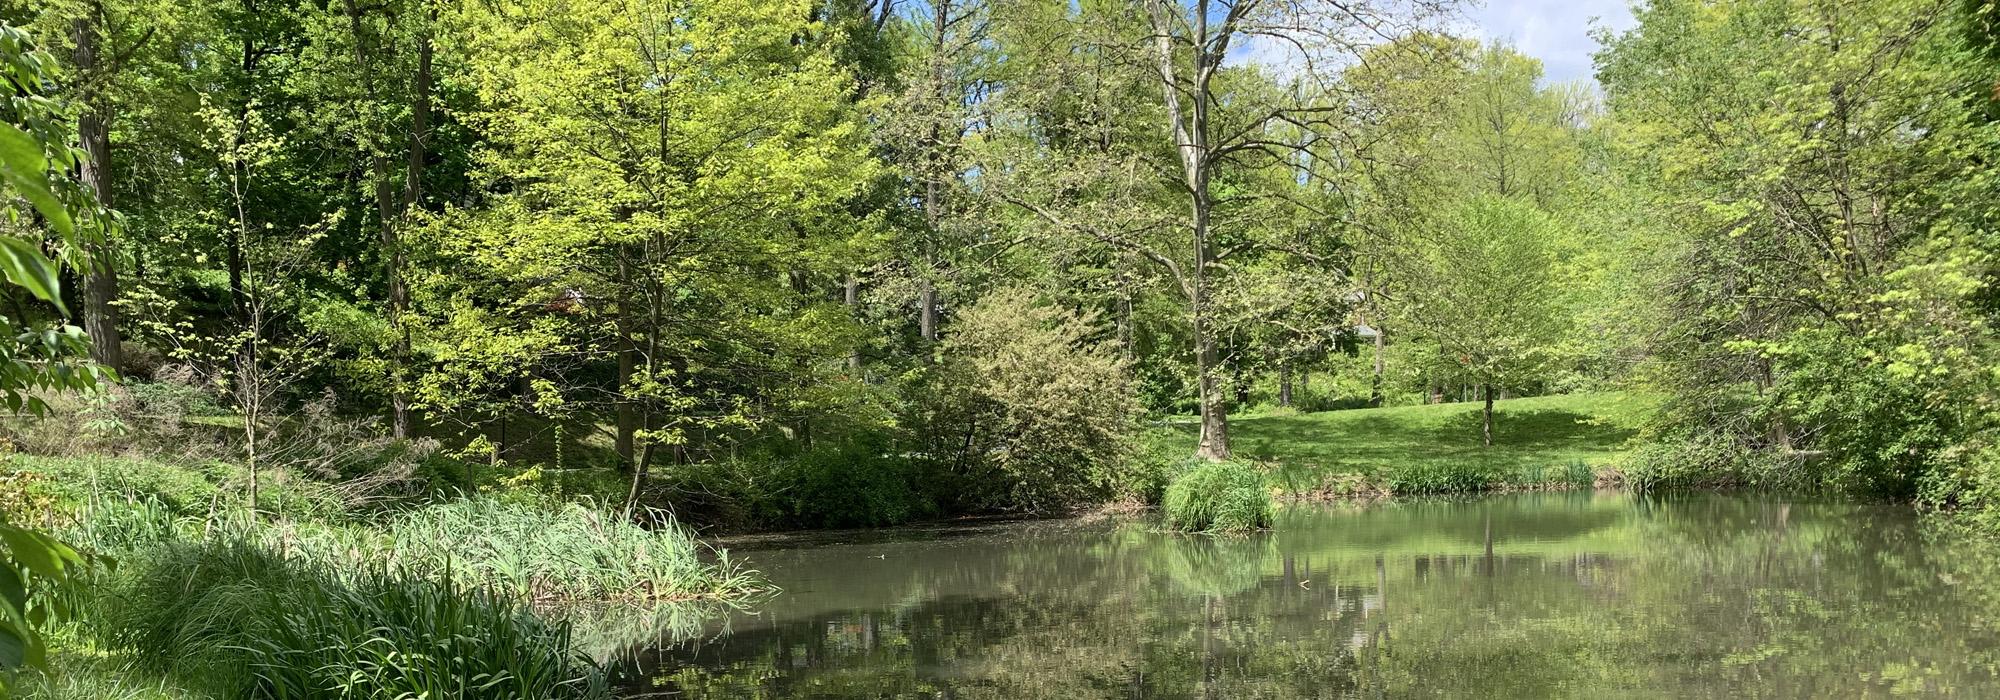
(1424, 408, 1641, 449)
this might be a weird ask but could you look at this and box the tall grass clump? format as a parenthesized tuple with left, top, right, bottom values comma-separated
(1562, 459, 1596, 488)
(1384, 461, 1491, 495)
(382, 496, 764, 603)
(1162, 460, 1273, 533)
(106, 539, 607, 699)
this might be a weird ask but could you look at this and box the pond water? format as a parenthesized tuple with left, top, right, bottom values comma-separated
(612, 492, 2000, 698)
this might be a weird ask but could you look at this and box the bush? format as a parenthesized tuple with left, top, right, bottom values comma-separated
(1162, 461, 1273, 532)
(910, 288, 1141, 513)
(653, 435, 927, 531)
(1774, 329, 1959, 498)
(105, 540, 607, 699)
(1562, 459, 1596, 488)
(1617, 431, 1798, 492)
(774, 441, 924, 528)
(1120, 432, 1193, 505)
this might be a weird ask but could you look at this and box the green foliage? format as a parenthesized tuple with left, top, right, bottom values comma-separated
(1596, 0, 2000, 509)
(376, 496, 765, 603)
(104, 539, 606, 699)
(914, 289, 1141, 513)
(1, 456, 222, 520)
(1562, 459, 1595, 489)
(1162, 461, 1273, 533)
(768, 439, 924, 529)
(0, 24, 113, 689)
(1385, 462, 1492, 495)
(0, 518, 84, 681)
(1388, 195, 1583, 399)
(1617, 432, 1796, 493)
(1122, 431, 1195, 505)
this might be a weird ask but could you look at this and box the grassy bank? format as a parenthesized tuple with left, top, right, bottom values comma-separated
(0, 454, 763, 697)
(1165, 392, 1658, 497)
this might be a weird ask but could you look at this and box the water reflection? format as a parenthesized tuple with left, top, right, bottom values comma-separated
(611, 492, 2000, 698)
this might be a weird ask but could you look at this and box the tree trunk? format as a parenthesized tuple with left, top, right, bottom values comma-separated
(391, 14, 432, 439)
(918, 1, 950, 348)
(1194, 304, 1230, 461)
(1149, 0, 1230, 461)
(1482, 384, 1495, 447)
(615, 322, 637, 470)
(490, 413, 505, 467)
(1370, 328, 1386, 407)
(72, 11, 123, 373)
(1278, 362, 1292, 408)
(1116, 271, 1134, 360)
(845, 274, 861, 371)
(344, 0, 421, 438)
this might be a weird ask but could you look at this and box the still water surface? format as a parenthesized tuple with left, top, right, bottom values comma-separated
(614, 492, 2000, 698)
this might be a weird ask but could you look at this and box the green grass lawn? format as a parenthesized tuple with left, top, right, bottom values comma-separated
(1166, 392, 1660, 497)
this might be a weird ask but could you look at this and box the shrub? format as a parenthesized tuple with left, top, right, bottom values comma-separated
(1119, 432, 1193, 505)
(1773, 328, 1956, 498)
(911, 288, 1141, 513)
(652, 435, 926, 531)
(1562, 459, 1596, 489)
(1617, 431, 1797, 492)
(775, 441, 924, 528)
(0, 456, 221, 519)
(1162, 460, 1273, 532)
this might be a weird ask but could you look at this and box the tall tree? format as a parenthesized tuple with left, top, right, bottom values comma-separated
(442, 0, 879, 485)
(67, 0, 124, 371)
(991, 0, 1445, 460)
(1387, 195, 1578, 445)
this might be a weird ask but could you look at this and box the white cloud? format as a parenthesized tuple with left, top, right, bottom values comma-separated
(1226, 0, 1637, 87)
(1468, 0, 1637, 85)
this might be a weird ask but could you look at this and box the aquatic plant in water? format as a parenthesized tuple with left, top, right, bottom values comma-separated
(1163, 460, 1274, 532)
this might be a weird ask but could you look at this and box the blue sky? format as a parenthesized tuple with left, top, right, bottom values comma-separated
(1469, 0, 1638, 84)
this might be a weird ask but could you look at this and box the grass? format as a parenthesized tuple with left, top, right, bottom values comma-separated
(374, 496, 767, 603)
(1162, 460, 1273, 532)
(2, 649, 216, 699)
(1169, 392, 1658, 497)
(0, 454, 768, 696)
(104, 539, 608, 699)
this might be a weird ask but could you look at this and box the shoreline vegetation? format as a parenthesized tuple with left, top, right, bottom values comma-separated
(0, 449, 767, 698)
(4, 0, 2000, 695)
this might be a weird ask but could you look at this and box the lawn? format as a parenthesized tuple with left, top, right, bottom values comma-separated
(1166, 392, 1660, 497)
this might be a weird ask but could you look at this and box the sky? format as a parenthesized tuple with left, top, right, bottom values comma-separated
(1468, 0, 1639, 85)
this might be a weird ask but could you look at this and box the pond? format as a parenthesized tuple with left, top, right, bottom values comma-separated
(612, 492, 2000, 698)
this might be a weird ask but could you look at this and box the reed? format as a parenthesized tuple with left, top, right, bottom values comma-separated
(1163, 461, 1274, 533)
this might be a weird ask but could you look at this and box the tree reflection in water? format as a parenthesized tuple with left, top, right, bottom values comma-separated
(609, 493, 2000, 698)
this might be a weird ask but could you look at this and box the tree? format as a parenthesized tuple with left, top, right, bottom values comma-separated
(307, 0, 436, 438)
(886, 0, 989, 347)
(1598, 0, 2000, 496)
(988, 0, 1447, 461)
(441, 0, 881, 493)
(1346, 38, 1602, 412)
(1388, 195, 1577, 445)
